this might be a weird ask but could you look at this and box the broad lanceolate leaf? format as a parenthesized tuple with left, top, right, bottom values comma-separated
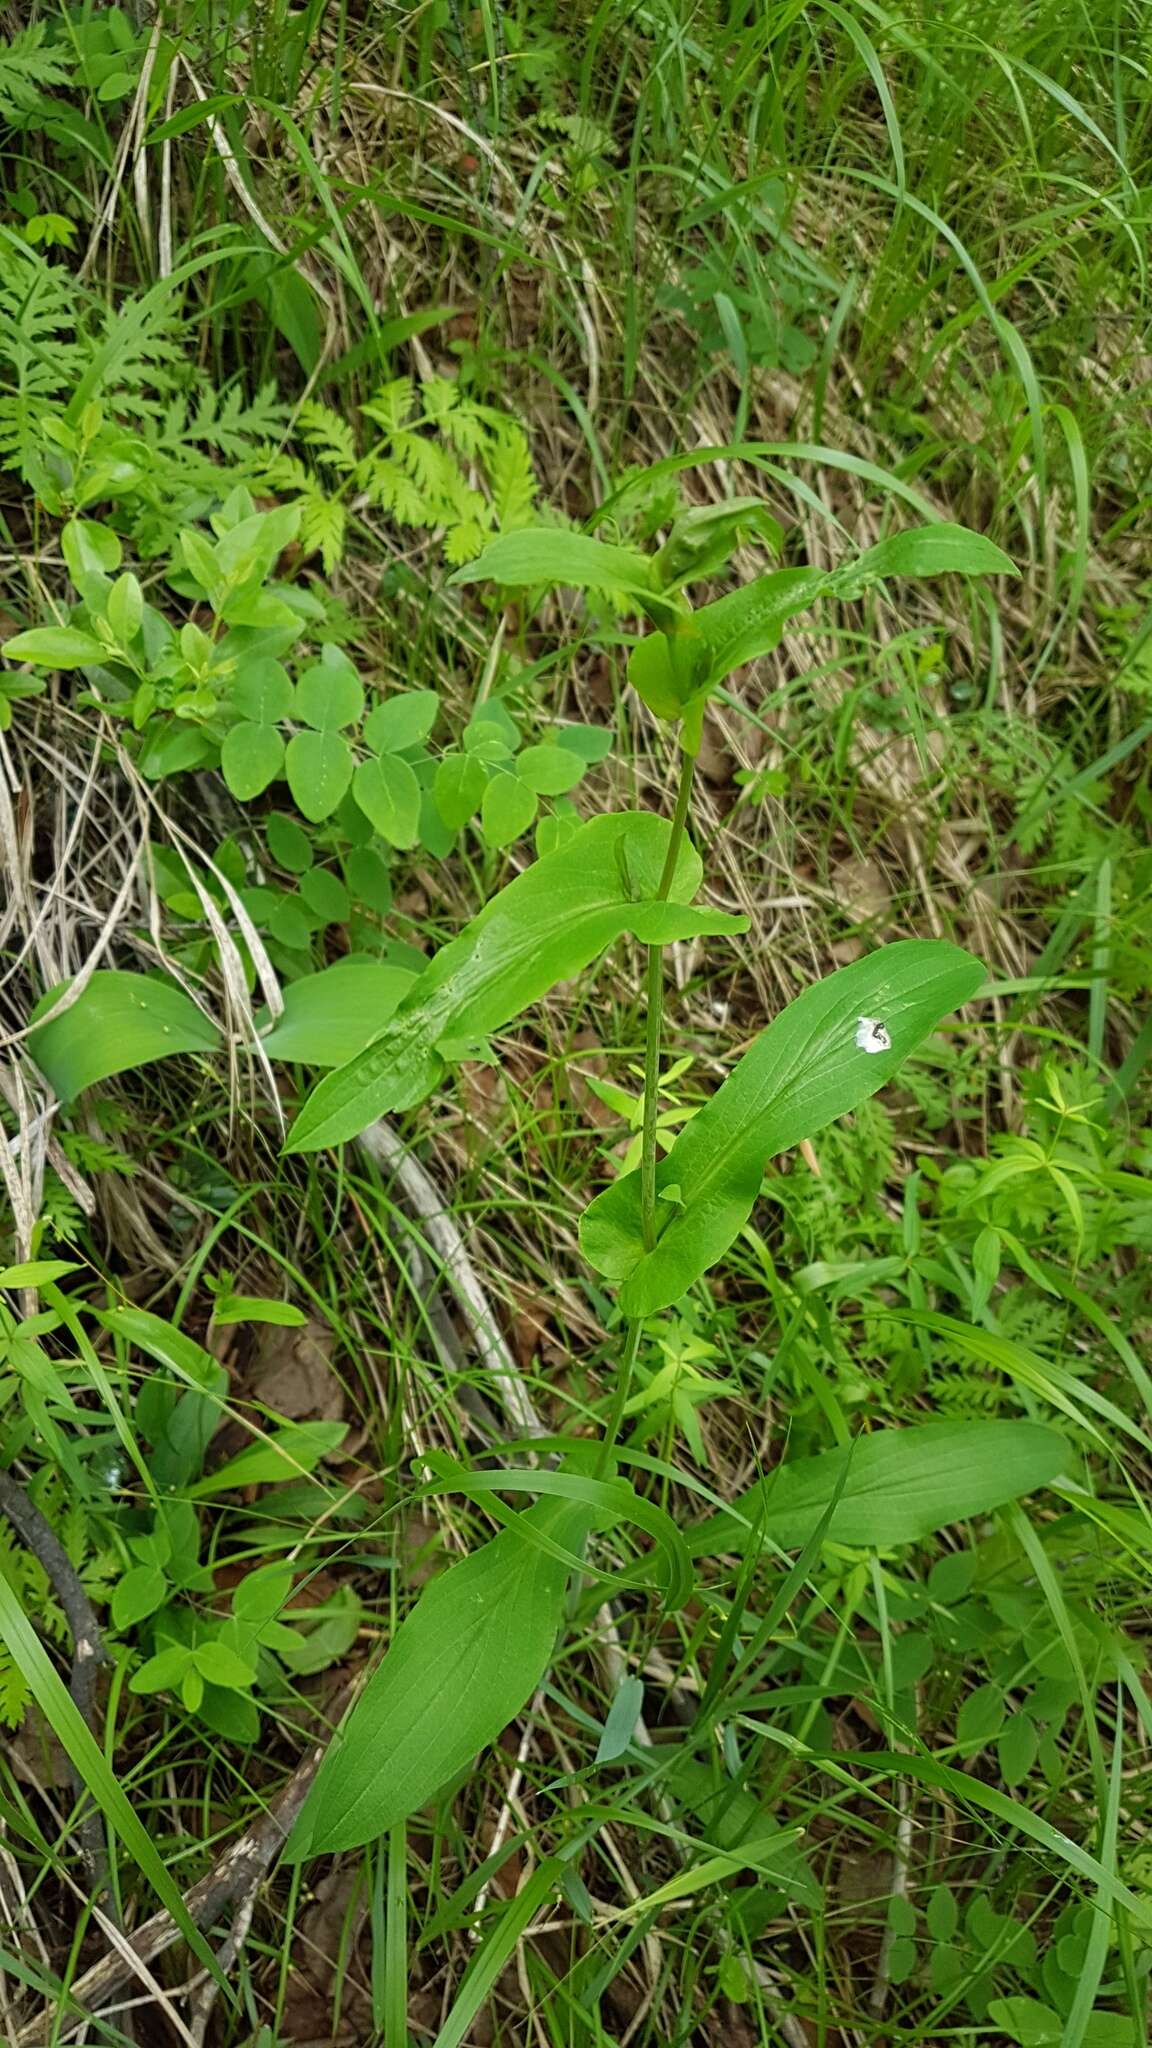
(689, 1421, 1067, 1557)
(5, 626, 108, 668)
(286, 1496, 599, 1858)
(258, 960, 416, 1066)
(691, 565, 827, 689)
(187, 1420, 346, 1497)
(627, 526, 1014, 741)
(628, 565, 829, 748)
(841, 522, 1017, 587)
(285, 812, 748, 1154)
(100, 1303, 226, 1488)
(28, 972, 219, 1100)
(581, 940, 984, 1315)
(627, 625, 708, 722)
(448, 527, 656, 596)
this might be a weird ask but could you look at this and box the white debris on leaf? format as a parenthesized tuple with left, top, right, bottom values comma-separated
(855, 1016, 891, 1054)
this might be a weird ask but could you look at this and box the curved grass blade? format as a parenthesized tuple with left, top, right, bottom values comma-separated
(0, 1573, 228, 1990)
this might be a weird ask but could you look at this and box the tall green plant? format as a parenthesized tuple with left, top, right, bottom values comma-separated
(271, 508, 1075, 1860)
(16, 495, 1055, 1862)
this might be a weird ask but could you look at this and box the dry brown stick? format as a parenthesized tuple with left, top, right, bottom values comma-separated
(356, 1119, 547, 1440)
(0, 1471, 110, 1899)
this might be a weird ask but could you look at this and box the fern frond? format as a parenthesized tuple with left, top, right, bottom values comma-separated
(362, 377, 414, 439)
(0, 24, 74, 126)
(443, 516, 491, 565)
(88, 291, 187, 417)
(487, 421, 536, 528)
(362, 454, 433, 526)
(419, 375, 459, 425)
(174, 379, 290, 457)
(393, 431, 484, 524)
(297, 487, 347, 572)
(81, 1548, 122, 1604)
(259, 450, 315, 498)
(0, 1649, 28, 1729)
(440, 401, 491, 460)
(297, 399, 357, 472)
(0, 244, 82, 475)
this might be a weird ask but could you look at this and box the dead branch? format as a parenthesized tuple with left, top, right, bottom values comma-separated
(0, 1471, 110, 1899)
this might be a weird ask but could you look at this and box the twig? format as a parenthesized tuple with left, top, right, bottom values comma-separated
(356, 1120, 546, 1440)
(869, 1770, 913, 2019)
(0, 1472, 110, 1899)
(185, 1885, 258, 2047)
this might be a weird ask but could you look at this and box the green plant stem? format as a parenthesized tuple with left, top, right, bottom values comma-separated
(598, 748, 694, 1476)
(640, 748, 694, 1253)
(596, 1315, 643, 1477)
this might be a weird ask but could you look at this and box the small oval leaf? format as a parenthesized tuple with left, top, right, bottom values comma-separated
(286, 729, 354, 821)
(516, 743, 586, 796)
(363, 689, 439, 752)
(221, 720, 284, 800)
(481, 770, 537, 847)
(352, 753, 422, 848)
(434, 750, 487, 830)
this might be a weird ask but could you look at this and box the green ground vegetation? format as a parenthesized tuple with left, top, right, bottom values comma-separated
(0, 2, 1150, 2043)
